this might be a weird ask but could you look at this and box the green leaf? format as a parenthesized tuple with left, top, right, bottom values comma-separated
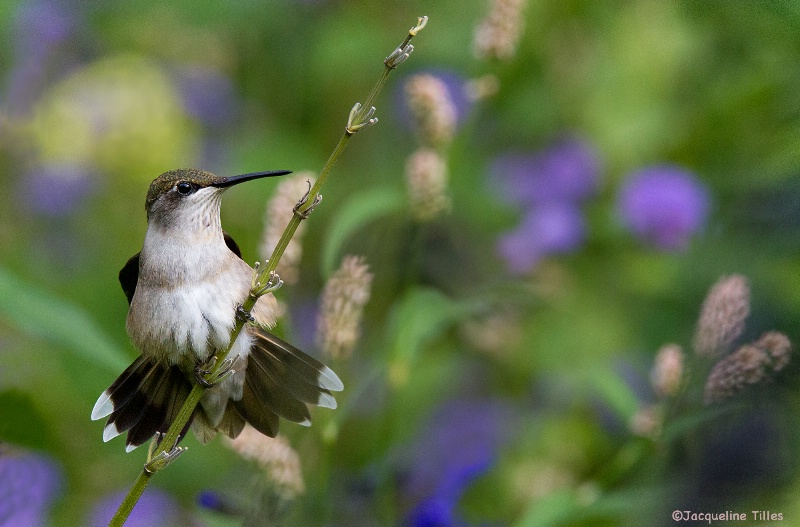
(0, 267, 130, 372)
(514, 486, 667, 527)
(0, 390, 54, 450)
(320, 186, 405, 276)
(589, 365, 641, 422)
(193, 510, 242, 527)
(513, 490, 580, 527)
(660, 404, 741, 442)
(386, 287, 480, 386)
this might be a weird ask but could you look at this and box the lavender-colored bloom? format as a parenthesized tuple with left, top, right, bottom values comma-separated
(88, 489, 182, 527)
(497, 202, 586, 274)
(406, 458, 492, 527)
(408, 497, 463, 527)
(396, 70, 473, 131)
(174, 65, 239, 129)
(197, 490, 225, 511)
(490, 138, 600, 207)
(288, 300, 320, 353)
(197, 490, 240, 516)
(14, 1, 75, 49)
(0, 451, 63, 527)
(4, 0, 77, 115)
(400, 399, 514, 526)
(616, 165, 710, 250)
(19, 163, 95, 217)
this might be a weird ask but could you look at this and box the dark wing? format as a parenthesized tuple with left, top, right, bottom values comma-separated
(223, 231, 243, 259)
(119, 253, 140, 305)
(118, 232, 241, 304)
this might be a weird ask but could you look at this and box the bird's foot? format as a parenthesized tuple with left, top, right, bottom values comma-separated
(293, 179, 323, 219)
(235, 304, 256, 323)
(194, 355, 240, 388)
(144, 433, 186, 474)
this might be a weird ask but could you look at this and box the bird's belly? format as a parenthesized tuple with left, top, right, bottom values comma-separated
(126, 275, 248, 366)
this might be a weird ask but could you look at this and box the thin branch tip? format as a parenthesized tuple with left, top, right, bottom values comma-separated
(385, 45, 414, 68)
(347, 103, 379, 133)
(410, 16, 428, 36)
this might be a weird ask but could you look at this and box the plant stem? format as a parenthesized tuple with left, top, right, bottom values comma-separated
(107, 16, 427, 527)
(108, 471, 151, 526)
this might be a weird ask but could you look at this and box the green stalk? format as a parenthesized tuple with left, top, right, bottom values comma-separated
(108, 16, 427, 527)
(109, 471, 150, 526)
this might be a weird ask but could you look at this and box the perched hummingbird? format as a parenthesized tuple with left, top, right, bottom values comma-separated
(91, 168, 342, 452)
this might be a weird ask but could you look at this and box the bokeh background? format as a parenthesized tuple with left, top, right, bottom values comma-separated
(2, 1, 800, 526)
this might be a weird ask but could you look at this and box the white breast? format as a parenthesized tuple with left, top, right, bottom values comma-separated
(126, 225, 250, 366)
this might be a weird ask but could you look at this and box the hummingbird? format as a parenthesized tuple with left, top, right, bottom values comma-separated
(91, 168, 342, 452)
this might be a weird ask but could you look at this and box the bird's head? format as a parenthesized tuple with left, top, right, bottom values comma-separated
(145, 168, 291, 230)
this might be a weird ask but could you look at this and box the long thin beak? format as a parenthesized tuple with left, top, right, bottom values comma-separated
(212, 170, 292, 188)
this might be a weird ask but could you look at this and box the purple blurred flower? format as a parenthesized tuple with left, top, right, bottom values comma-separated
(288, 300, 320, 353)
(396, 69, 473, 130)
(401, 399, 514, 526)
(88, 489, 182, 527)
(497, 202, 586, 274)
(19, 163, 95, 217)
(15, 1, 75, 49)
(491, 138, 598, 273)
(0, 451, 63, 527)
(490, 138, 600, 207)
(197, 490, 240, 516)
(4, 0, 77, 115)
(174, 65, 239, 129)
(197, 490, 225, 511)
(408, 497, 463, 527)
(616, 165, 710, 250)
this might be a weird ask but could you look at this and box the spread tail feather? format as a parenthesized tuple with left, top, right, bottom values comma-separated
(93, 330, 343, 449)
(233, 329, 343, 438)
(92, 356, 192, 451)
(191, 401, 246, 444)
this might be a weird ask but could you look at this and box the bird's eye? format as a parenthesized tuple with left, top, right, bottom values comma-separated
(176, 181, 194, 195)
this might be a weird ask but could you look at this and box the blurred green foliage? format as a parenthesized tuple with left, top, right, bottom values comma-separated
(1, 0, 800, 526)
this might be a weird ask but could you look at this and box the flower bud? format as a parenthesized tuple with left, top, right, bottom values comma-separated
(316, 255, 373, 359)
(404, 74, 457, 148)
(650, 343, 684, 397)
(473, 0, 528, 61)
(260, 173, 316, 285)
(224, 426, 305, 499)
(693, 274, 750, 357)
(405, 148, 451, 222)
(703, 344, 769, 404)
